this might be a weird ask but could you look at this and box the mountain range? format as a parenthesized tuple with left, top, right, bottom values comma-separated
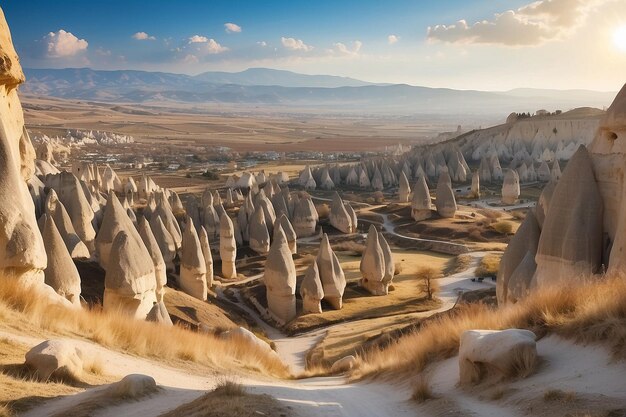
(21, 67, 616, 115)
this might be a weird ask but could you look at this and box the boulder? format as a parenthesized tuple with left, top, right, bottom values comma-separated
(25, 340, 84, 381)
(459, 329, 537, 385)
(146, 301, 173, 326)
(106, 374, 158, 398)
(330, 355, 358, 373)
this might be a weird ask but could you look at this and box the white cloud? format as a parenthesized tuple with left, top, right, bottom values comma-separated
(43, 30, 88, 57)
(257, 41, 268, 47)
(188, 35, 209, 44)
(427, 0, 607, 46)
(281, 37, 313, 51)
(132, 32, 156, 41)
(224, 22, 242, 33)
(333, 40, 362, 56)
(388, 34, 400, 44)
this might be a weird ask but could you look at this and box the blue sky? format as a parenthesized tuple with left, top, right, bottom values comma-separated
(3, 0, 626, 90)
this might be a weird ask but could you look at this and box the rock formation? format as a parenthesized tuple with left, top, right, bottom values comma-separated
(533, 146, 603, 288)
(219, 214, 237, 278)
(317, 233, 346, 309)
(435, 172, 457, 218)
(249, 205, 270, 254)
(501, 169, 520, 205)
(263, 225, 297, 324)
(199, 226, 214, 289)
(41, 215, 82, 306)
(360, 225, 387, 295)
(300, 261, 324, 314)
(149, 215, 177, 271)
(470, 170, 480, 199)
(179, 219, 207, 301)
(329, 192, 354, 234)
(44, 190, 90, 259)
(398, 171, 411, 202)
(146, 301, 173, 326)
(411, 175, 432, 221)
(292, 197, 318, 237)
(277, 214, 297, 254)
(104, 231, 157, 319)
(137, 217, 167, 302)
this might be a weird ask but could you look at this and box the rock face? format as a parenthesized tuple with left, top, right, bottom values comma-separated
(329, 192, 354, 234)
(411, 175, 432, 221)
(317, 233, 346, 309)
(219, 214, 237, 279)
(41, 215, 82, 306)
(25, 340, 85, 381)
(459, 329, 537, 385)
(263, 226, 296, 324)
(0, 10, 48, 287)
(501, 169, 520, 205)
(104, 231, 157, 319)
(398, 171, 411, 202)
(360, 225, 387, 295)
(534, 146, 603, 288)
(435, 172, 456, 218)
(137, 217, 167, 302)
(496, 211, 541, 304)
(300, 261, 324, 314)
(179, 219, 207, 301)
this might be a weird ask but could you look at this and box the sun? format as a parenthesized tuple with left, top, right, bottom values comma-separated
(614, 25, 626, 52)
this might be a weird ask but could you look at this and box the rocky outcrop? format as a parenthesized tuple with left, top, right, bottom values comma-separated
(249, 205, 270, 254)
(137, 217, 167, 302)
(277, 214, 297, 254)
(292, 197, 318, 237)
(149, 215, 177, 271)
(263, 225, 296, 324)
(459, 329, 537, 385)
(501, 169, 520, 205)
(44, 190, 90, 259)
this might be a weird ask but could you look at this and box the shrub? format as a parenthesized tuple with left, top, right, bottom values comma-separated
(474, 254, 501, 278)
(493, 221, 513, 235)
(411, 375, 434, 403)
(202, 170, 220, 180)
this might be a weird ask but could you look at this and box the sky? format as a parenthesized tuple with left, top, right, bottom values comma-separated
(3, 0, 626, 91)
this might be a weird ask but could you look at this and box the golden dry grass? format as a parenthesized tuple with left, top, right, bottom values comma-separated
(444, 254, 472, 276)
(0, 279, 289, 380)
(492, 220, 514, 235)
(474, 253, 502, 278)
(411, 375, 434, 403)
(353, 273, 626, 380)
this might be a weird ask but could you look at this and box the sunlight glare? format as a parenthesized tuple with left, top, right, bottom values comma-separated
(614, 25, 626, 52)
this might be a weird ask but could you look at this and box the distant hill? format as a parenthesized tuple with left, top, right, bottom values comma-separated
(193, 67, 374, 88)
(21, 68, 617, 115)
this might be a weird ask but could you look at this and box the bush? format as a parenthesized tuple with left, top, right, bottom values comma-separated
(474, 253, 501, 278)
(411, 375, 434, 403)
(493, 221, 513, 234)
(202, 170, 220, 180)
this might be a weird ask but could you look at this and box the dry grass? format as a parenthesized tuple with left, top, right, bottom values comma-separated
(332, 241, 365, 255)
(543, 389, 577, 403)
(444, 254, 472, 276)
(493, 220, 514, 235)
(352, 273, 626, 380)
(0, 279, 289, 380)
(158, 378, 295, 417)
(474, 253, 502, 278)
(411, 375, 435, 403)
